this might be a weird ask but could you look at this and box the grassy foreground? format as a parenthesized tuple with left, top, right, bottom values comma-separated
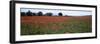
(21, 16, 92, 35)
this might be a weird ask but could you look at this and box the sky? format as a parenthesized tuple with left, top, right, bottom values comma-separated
(20, 8, 92, 16)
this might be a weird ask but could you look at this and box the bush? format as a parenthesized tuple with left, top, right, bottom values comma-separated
(21, 12, 26, 16)
(45, 12, 53, 16)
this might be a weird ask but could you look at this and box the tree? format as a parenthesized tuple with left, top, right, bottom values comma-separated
(45, 12, 53, 16)
(26, 10, 33, 16)
(37, 11, 43, 16)
(21, 12, 26, 16)
(58, 12, 63, 16)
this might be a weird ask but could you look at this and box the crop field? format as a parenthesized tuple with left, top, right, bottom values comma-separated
(21, 16, 92, 35)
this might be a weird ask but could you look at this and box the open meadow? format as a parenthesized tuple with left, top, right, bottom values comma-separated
(21, 16, 92, 35)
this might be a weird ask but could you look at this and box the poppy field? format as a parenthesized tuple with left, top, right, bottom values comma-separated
(21, 16, 92, 35)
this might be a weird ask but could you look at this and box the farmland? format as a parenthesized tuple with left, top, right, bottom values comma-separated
(21, 16, 92, 35)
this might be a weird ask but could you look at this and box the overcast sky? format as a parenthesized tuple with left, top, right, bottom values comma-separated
(20, 8, 92, 16)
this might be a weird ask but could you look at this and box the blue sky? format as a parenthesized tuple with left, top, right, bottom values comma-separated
(20, 8, 92, 16)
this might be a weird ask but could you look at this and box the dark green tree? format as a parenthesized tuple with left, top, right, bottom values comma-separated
(26, 10, 33, 16)
(58, 12, 63, 16)
(21, 12, 26, 16)
(37, 11, 43, 16)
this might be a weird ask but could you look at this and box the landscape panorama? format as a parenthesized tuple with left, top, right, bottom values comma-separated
(20, 8, 92, 35)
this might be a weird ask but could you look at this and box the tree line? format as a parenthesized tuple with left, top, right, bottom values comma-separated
(21, 10, 63, 16)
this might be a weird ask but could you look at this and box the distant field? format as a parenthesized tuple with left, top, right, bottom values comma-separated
(21, 16, 92, 35)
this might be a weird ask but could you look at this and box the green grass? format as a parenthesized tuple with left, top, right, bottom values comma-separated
(21, 18, 92, 35)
